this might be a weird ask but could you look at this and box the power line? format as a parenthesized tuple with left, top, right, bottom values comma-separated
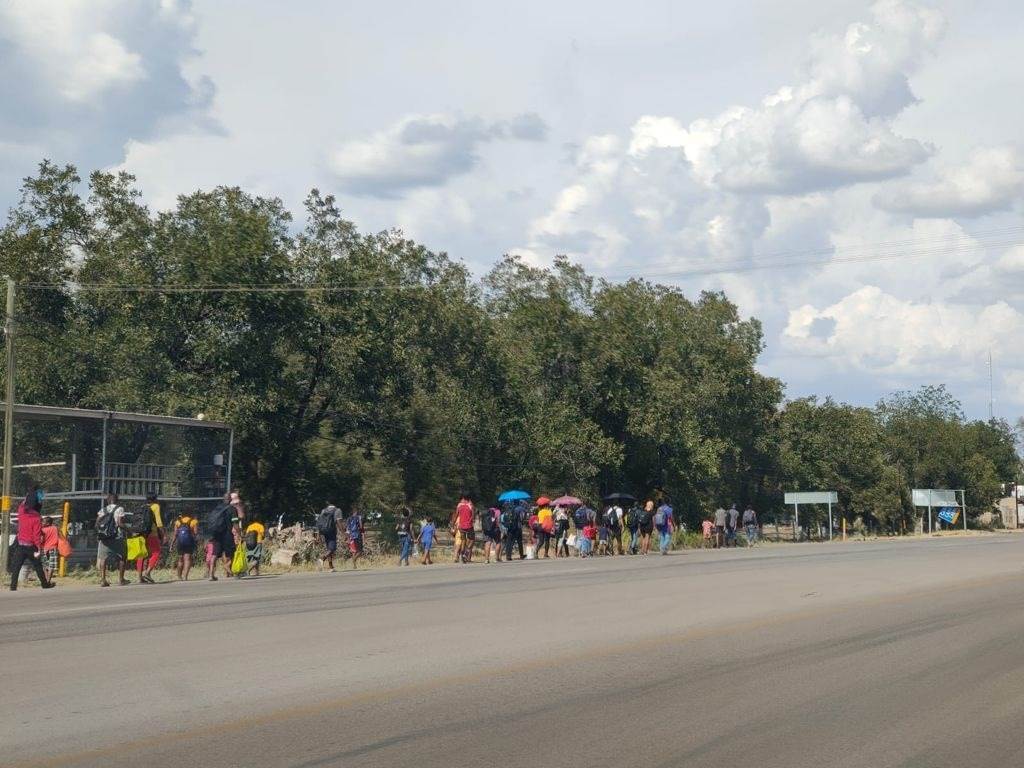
(14, 225, 1024, 294)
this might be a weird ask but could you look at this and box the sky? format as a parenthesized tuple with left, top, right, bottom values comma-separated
(1, 0, 1022, 419)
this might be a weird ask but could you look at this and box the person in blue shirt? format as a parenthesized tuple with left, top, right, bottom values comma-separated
(418, 516, 437, 565)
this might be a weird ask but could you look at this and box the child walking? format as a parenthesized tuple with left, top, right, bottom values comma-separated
(418, 516, 436, 564)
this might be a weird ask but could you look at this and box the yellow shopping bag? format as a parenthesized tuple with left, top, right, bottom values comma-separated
(231, 544, 247, 574)
(126, 535, 149, 561)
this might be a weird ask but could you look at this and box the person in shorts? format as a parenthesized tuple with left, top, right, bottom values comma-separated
(418, 516, 436, 565)
(713, 506, 728, 548)
(454, 493, 475, 563)
(319, 504, 342, 571)
(173, 512, 199, 580)
(97, 493, 128, 587)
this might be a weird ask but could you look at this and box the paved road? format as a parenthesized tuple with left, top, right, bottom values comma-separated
(4, 535, 1024, 767)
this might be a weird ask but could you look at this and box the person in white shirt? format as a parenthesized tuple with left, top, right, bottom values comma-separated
(96, 493, 128, 587)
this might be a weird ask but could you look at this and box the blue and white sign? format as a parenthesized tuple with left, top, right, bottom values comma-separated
(937, 506, 961, 525)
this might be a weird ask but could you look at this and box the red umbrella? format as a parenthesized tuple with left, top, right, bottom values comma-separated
(553, 495, 583, 507)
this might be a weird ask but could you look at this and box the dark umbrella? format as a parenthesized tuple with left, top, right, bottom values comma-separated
(603, 493, 636, 503)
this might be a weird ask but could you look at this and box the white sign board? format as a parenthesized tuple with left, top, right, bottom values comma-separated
(784, 491, 838, 505)
(911, 489, 960, 507)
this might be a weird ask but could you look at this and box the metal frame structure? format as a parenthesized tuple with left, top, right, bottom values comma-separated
(1, 403, 233, 566)
(912, 488, 966, 533)
(783, 490, 839, 541)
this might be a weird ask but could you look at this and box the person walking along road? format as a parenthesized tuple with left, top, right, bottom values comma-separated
(317, 504, 342, 571)
(418, 517, 436, 564)
(743, 506, 759, 547)
(639, 500, 655, 555)
(396, 509, 415, 566)
(605, 504, 624, 555)
(9, 489, 55, 591)
(97, 493, 128, 587)
(206, 494, 237, 582)
(173, 511, 198, 581)
(713, 506, 728, 549)
(655, 501, 674, 554)
(346, 510, 364, 569)
(481, 506, 502, 563)
(40, 515, 59, 584)
(501, 503, 523, 561)
(135, 493, 164, 584)
(726, 504, 740, 547)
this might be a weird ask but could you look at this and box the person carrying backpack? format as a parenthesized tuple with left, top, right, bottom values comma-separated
(134, 493, 164, 584)
(173, 511, 199, 581)
(317, 504, 342, 571)
(605, 504, 624, 555)
(345, 510, 364, 570)
(504, 500, 526, 561)
(625, 504, 642, 555)
(205, 494, 237, 582)
(96, 493, 128, 587)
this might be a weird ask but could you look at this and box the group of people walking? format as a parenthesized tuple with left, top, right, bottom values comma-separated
(430, 494, 678, 564)
(9, 484, 762, 591)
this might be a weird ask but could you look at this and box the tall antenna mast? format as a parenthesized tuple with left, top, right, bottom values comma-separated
(988, 348, 994, 421)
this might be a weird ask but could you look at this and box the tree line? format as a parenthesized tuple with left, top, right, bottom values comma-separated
(1, 162, 1018, 530)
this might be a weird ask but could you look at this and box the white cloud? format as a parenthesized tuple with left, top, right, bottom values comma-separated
(328, 113, 547, 198)
(0, 0, 215, 174)
(784, 285, 1024, 378)
(875, 146, 1024, 218)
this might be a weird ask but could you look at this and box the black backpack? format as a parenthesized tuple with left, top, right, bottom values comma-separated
(245, 529, 259, 549)
(500, 508, 518, 529)
(625, 508, 641, 530)
(316, 508, 336, 536)
(133, 506, 154, 536)
(481, 510, 496, 532)
(207, 503, 232, 536)
(97, 507, 118, 540)
(604, 508, 618, 528)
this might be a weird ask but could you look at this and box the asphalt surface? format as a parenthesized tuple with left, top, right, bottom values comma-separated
(3, 535, 1024, 768)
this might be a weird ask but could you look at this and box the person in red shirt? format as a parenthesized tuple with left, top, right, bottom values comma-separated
(9, 487, 55, 591)
(454, 493, 475, 563)
(40, 516, 60, 583)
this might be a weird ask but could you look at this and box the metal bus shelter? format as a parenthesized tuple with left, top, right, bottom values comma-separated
(1, 403, 233, 570)
(784, 490, 839, 541)
(912, 488, 966, 534)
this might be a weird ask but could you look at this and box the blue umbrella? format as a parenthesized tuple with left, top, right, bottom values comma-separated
(498, 489, 531, 502)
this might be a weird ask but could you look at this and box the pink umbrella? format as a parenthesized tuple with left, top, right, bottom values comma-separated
(553, 495, 583, 507)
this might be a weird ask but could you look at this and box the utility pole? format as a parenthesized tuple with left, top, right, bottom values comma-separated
(0, 278, 14, 575)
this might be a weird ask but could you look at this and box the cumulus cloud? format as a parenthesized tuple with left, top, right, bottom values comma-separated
(328, 112, 548, 198)
(875, 147, 1024, 218)
(784, 285, 1024, 377)
(521, 0, 943, 271)
(0, 0, 216, 173)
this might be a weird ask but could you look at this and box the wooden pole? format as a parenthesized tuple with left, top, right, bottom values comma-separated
(0, 278, 15, 575)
